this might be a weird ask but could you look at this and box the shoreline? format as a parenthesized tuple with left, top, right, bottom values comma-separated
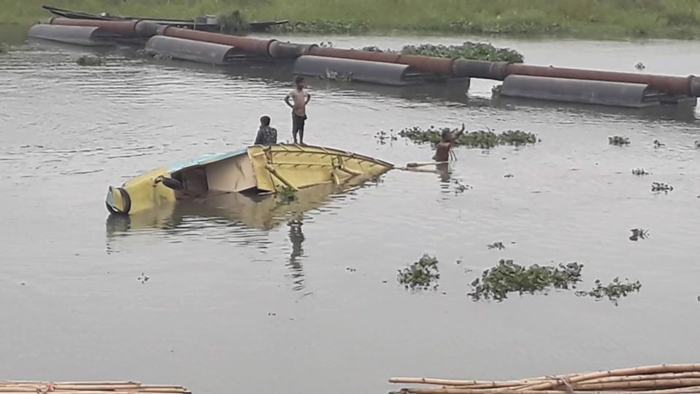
(4, 0, 700, 41)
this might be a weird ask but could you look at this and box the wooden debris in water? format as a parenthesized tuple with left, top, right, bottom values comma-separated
(389, 364, 700, 393)
(0, 381, 189, 394)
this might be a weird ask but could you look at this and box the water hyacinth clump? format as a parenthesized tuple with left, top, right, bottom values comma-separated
(632, 168, 650, 176)
(651, 182, 673, 193)
(575, 278, 642, 305)
(609, 136, 630, 146)
(374, 130, 397, 145)
(398, 126, 537, 149)
(397, 254, 440, 290)
(629, 228, 649, 241)
(469, 260, 583, 301)
(400, 42, 524, 62)
(487, 242, 505, 250)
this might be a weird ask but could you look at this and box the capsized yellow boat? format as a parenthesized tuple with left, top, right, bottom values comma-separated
(105, 144, 394, 215)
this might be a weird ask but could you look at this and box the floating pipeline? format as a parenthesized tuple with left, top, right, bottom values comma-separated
(36, 18, 700, 100)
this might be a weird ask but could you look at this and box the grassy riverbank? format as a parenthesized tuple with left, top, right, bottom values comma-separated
(6, 0, 700, 39)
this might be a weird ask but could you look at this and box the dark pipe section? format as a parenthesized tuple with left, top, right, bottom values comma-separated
(500, 75, 657, 108)
(50, 17, 139, 36)
(145, 36, 239, 65)
(162, 27, 275, 57)
(28, 24, 114, 46)
(452, 59, 509, 79)
(268, 41, 316, 59)
(294, 55, 424, 86)
(306, 46, 455, 76)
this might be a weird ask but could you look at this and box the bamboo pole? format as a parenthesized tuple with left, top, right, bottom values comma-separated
(576, 372, 700, 385)
(522, 365, 700, 391)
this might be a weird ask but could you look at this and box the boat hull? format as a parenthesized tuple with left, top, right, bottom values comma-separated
(106, 144, 393, 215)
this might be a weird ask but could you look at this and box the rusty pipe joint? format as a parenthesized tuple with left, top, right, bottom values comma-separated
(134, 21, 160, 38)
(690, 75, 700, 97)
(451, 59, 509, 80)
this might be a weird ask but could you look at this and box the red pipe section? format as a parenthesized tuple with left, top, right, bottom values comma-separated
(160, 26, 274, 57)
(506, 64, 693, 97)
(49, 17, 139, 36)
(307, 46, 454, 76)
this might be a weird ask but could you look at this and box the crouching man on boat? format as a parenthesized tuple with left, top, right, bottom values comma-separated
(433, 123, 465, 162)
(254, 115, 278, 145)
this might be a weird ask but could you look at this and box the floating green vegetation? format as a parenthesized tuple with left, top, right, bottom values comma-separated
(218, 10, 250, 33)
(398, 254, 440, 290)
(575, 278, 642, 305)
(374, 130, 398, 145)
(76, 55, 105, 66)
(487, 242, 505, 250)
(632, 168, 650, 176)
(629, 228, 649, 241)
(651, 182, 673, 193)
(609, 136, 630, 146)
(275, 20, 370, 34)
(359, 41, 523, 63)
(276, 186, 298, 204)
(398, 126, 537, 149)
(468, 260, 583, 301)
(453, 180, 472, 194)
(401, 42, 523, 63)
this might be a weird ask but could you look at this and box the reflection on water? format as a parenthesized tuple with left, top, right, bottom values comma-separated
(287, 219, 305, 291)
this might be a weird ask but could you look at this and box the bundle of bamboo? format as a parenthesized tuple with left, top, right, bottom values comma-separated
(0, 382, 189, 394)
(389, 364, 700, 393)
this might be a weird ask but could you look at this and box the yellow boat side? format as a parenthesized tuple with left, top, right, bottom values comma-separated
(248, 144, 394, 192)
(106, 167, 176, 215)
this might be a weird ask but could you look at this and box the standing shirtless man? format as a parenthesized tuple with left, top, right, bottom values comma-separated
(284, 76, 311, 144)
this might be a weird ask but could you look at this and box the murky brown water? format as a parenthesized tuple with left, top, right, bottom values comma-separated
(1, 28, 700, 394)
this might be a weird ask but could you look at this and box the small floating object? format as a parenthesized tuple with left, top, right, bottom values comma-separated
(390, 363, 700, 393)
(635, 61, 646, 70)
(106, 144, 393, 215)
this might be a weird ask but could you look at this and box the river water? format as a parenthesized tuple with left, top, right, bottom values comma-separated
(1, 29, 699, 394)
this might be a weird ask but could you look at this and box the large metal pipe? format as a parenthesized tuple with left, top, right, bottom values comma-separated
(294, 55, 424, 86)
(500, 75, 658, 108)
(49, 17, 140, 36)
(306, 47, 454, 76)
(159, 26, 274, 57)
(506, 63, 696, 97)
(28, 24, 114, 46)
(145, 36, 240, 65)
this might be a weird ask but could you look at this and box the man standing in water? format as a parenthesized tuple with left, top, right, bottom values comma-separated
(284, 76, 311, 144)
(433, 123, 465, 162)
